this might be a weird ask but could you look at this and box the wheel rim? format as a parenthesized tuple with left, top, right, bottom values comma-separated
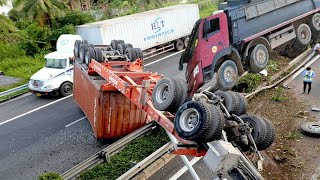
(299, 25, 311, 45)
(223, 65, 237, 83)
(156, 83, 169, 103)
(307, 124, 320, 131)
(179, 108, 200, 132)
(313, 14, 320, 31)
(256, 48, 267, 65)
(63, 84, 72, 94)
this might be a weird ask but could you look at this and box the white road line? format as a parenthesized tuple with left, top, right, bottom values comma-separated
(65, 116, 86, 127)
(0, 95, 73, 126)
(144, 50, 184, 67)
(169, 157, 202, 180)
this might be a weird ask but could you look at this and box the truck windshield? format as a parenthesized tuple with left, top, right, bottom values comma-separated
(45, 58, 67, 69)
(179, 19, 201, 68)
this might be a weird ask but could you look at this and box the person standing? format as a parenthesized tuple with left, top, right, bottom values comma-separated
(302, 67, 315, 94)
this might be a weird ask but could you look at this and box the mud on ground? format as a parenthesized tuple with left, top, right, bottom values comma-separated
(247, 88, 320, 180)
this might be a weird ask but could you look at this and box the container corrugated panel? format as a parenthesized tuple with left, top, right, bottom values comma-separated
(73, 62, 148, 139)
(76, 4, 199, 50)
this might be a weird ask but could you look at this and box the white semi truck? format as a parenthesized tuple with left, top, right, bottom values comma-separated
(75, 4, 200, 58)
(28, 34, 82, 97)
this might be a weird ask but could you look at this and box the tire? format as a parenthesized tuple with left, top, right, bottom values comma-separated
(233, 92, 247, 116)
(249, 44, 269, 73)
(259, 118, 276, 150)
(175, 39, 184, 51)
(117, 43, 127, 55)
(133, 48, 143, 59)
(125, 43, 133, 48)
(94, 48, 103, 62)
(85, 46, 95, 65)
(60, 82, 73, 97)
(176, 78, 188, 108)
(79, 43, 88, 63)
(118, 40, 125, 44)
(214, 90, 238, 115)
(295, 23, 312, 46)
(152, 77, 183, 113)
(183, 37, 190, 48)
(125, 48, 137, 62)
(74, 40, 82, 58)
(217, 60, 238, 91)
(309, 13, 320, 35)
(300, 122, 320, 135)
(89, 44, 95, 48)
(174, 101, 214, 141)
(240, 114, 268, 151)
(205, 104, 225, 141)
(111, 40, 119, 50)
(83, 40, 88, 44)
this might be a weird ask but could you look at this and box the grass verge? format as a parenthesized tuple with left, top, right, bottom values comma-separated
(0, 88, 30, 102)
(77, 127, 169, 180)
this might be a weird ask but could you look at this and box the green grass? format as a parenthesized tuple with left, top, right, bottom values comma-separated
(77, 127, 169, 180)
(38, 172, 62, 180)
(286, 130, 301, 140)
(271, 87, 288, 102)
(0, 88, 29, 102)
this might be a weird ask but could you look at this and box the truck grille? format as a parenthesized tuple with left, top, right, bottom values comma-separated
(31, 80, 43, 87)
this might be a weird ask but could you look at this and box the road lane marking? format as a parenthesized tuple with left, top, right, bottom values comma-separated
(169, 157, 202, 180)
(0, 95, 73, 126)
(144, 50, 184, 67)
(65, 116, 86, 127)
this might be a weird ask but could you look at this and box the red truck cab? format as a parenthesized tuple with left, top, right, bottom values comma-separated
(180, 11, 241, 96)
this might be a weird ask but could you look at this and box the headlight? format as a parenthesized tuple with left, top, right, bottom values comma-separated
(193, 65, 199, 78)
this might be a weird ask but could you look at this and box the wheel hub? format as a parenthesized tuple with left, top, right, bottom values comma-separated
(180, 108, 200, 132)
(156, 83, 169, 103)
(224, 66, 236, 83)
(307, 124, 320, 131)
(256, 49, 266, 64)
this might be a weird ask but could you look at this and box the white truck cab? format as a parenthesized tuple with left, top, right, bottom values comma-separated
(29, 34, 82, 97)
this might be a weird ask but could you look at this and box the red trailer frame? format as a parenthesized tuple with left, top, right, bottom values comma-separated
(88, 59, 207, 157)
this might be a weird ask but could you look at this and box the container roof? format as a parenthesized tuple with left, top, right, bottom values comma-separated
(76, 4, 198, 28)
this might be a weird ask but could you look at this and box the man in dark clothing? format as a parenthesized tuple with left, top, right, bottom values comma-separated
(302, 67, 315, 94)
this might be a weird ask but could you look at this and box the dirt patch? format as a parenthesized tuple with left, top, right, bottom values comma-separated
(246, 88, 320, 179)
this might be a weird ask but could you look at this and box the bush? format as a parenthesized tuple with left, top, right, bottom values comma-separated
(236, 73, 262, 93)
(0, 43, 25, 60)
(271, 87, 288, 102)
(38, 172, 62, 180)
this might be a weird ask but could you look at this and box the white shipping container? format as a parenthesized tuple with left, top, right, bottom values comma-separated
(76, 4, 199, 50)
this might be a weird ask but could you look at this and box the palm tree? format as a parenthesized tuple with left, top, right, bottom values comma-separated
(12, 0, 69, 25)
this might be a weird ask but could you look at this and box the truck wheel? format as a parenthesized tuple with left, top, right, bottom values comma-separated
(259, 118, 275, 150)
(74, 40, 82, 58)
(233, 92, 247, 115)
(94, 48, 103, 62)
(125, 43, 133, 48)
(152, 77, 182, 113)
(89, 44, 95, 48)
(83, 40, 88, 44)
(118, 40, 125, 44)
(174, 101, 214, 141)
(175, 39, 184, 51)
(295, 23, 312, 46)
(183, 37, 190, 48)
(300, 122, 320, 136)
(249, 44, 269, 73)
(79, 43, 88, 63)
(240, 114, 268, 151)
(205, 104, 224, 141)
(133, 48, 143, 59)
(217, 60, 238, 91)
(85, 46, 95, 65)
(125, 48, 137, 62)
(214, 90, 238, 115)
(60, 82, 73, 97)
(117, 43, 127, 55)
(309, 13, 320, 35)
(176, 78, 188, 108)
(111, 40, 119, 50)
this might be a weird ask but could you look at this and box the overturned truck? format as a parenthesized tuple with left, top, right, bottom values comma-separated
(73, 39, 275, 179)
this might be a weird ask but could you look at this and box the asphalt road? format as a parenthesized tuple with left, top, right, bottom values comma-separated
(0, 51, 184, 180)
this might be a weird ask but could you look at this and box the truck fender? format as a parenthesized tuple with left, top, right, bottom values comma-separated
(211, 47, 243, 75)
(243, 37, 271, 60)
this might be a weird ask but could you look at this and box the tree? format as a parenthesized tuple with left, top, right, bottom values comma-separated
(0, 0, 6, 6)
(12, 0, 69, 26)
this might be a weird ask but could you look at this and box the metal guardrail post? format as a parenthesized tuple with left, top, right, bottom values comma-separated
(0, 84, 28, 98)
